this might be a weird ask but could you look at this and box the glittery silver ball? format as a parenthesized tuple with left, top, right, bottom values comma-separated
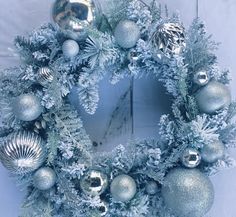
(97, 201, 109, 216)
(151, 22, 186, 58)
(162, 168, 214, 217)
(80, 170, 108, 196)
(110, 174, 137, 202)
(114, 20, 140, 49)
(62, 39, 80, 58)
(0, 131, 46, 174)
(12, 94, 43, 121)
(52, 0, 96, 40)
(195, 80, 231, 114)
(37, 67, 54, 86)
(33, 167, 56, 190)
(193, 70, 210, 86)
(145, 180, 158, 195)
(201, 140, 225, 163)
(181, 147, 201, 168)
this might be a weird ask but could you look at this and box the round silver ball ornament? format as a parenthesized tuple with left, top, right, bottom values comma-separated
(145, 180, 158, 195)
(110, 174, 137, 202)
(195, 80, 231, 114)
(181, 147, 201, 168)
(193, 70, 210, 86)
(201, 140, 225, 163)
(12, 94, 43, 121)
(151, 22, 186, 58)
(97, 201, 109, 216)
(0, 131, 46, 174)
(80, 170, 108, 196)
(161, 168, 214, 217)
(37, 67, 54, 86)
(52, 0, 96, 40)
(114, 20, 140, 49)
(33, 167, 56, 190)
(62, 39, 80, 58)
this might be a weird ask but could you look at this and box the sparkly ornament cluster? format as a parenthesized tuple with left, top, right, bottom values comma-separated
(0, 0, 236, 216)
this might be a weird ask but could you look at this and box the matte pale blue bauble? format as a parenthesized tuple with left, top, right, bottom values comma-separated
(145, 180, 158, 195)
(12, 94, 43, 121)
(33, 167, 56, 190)
(110, 174, 137, 202)
(195, 80, 231, 114)
(161, 168, 214, 217)
(62, 40, 80, 58)
(201, 140, 225, 163)
(114, 20, 140, 49)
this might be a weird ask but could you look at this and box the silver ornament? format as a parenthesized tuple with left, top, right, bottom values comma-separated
(193, 70, 210, 86)
(114, 20, 140, 49)
(161, 168, 214, 217)
(0, 131, 46, 174)
(80, 170, 108, 196)
(52, 0, 96, 40)
(145, 180, 158, 195)
(195, 80, 231, 114)
(110, 174, 137, 202)
(97, 201, 108, 216)
(62, 39, 80, 58)
(37, 67, 54, 86)
(201, 140, 225, 163)
(181, 147, 201, 168)
(33, 167, 56, 190)
(12, 94, 43, 121)
(151, 22, 186, 58)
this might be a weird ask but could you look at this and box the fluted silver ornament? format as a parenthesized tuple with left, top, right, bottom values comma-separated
(145, 180, 158, 195)
(97, 201, 108, 216)
(0, 131, 46, 174)
(201, 140, 225, 163)
(37, 67, 54, 86)
(110, 174, 137, 202)
(80, 170, 108, 196)
(161, 168, 214, 217)
(195, 80, 231, 114)
(151, 22, 186, 58)
(33, 167, 56, 190)
(62, 39, 80, 58)
(193, 70, 210, 86)
(52, 0, 96, 40)
(181, 147, 201, 168)
(114, 20, 140, 49)
(12, 94, 43, 121)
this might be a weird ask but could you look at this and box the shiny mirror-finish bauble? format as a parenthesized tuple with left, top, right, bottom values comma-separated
(161, 168, 214, 217)
(195, 81, 231, 114)
(80, 170, 108, 196)
(12, 94, 43, 121)
(181, 147, 201, 168)
(97, 201, 109, 216)
(62, 39, 80, 58)
(110, 174, 137, 202)
(37, 67, 54, 86)
(201, 140, 225, 163)
(151, 22, 186, 58)
(33, 167, 56, 190)
(52, 0, 96, 40)
(193, 70, 210, 86)
(0, 131, 46, 174)
(114, 20, 140, 49)
(145, 180, 158, 195)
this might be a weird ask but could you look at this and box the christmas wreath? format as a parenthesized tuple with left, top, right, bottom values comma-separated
(0, 0, 236, 217)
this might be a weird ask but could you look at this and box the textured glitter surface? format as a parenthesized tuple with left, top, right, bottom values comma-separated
(162, 168, 214, 217)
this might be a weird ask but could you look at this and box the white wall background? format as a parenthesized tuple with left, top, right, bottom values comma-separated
(0, 0, 236, 216)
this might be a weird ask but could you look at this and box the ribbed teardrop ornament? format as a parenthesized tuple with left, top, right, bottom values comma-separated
(0, 131, 46, 174)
